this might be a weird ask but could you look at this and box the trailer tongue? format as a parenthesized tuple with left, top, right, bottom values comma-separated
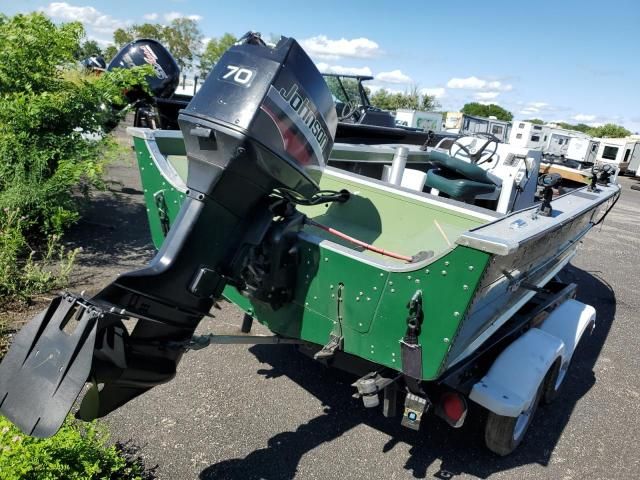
(0, 33, 339, 437)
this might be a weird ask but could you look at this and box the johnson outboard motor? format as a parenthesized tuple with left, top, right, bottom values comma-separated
(0, 33, 337, 437)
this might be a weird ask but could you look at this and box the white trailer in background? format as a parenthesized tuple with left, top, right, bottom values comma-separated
(509, 121, 549, 150)
(394, 110, 443, 131)
(565, 135, 600, 164)
(594, 138, 640, 174)
(442, 113, 511, 143)
(444, 111, 463, 131)
(625, 138, 640, 175)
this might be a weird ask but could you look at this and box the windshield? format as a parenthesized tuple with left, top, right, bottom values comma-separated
(323, 76, 364, 106)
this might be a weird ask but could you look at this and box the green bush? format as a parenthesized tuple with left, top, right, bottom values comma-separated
(0, 12, 152, 304)
(0, 415, 144, 480)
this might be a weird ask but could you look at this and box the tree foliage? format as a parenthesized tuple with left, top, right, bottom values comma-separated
(0, 13, 152, 302)
(111, 19, 203, 71)
(461, 102, 513, 121)
(546, 121, 631, 138)
(75, 39, 102, 60)
(370, 87, 440, 111)
(587, 123, 631, 138)
(524, 118, 544, 125)
(199, 33, 238, 76)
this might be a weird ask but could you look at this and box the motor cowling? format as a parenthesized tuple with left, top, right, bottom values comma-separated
(107, 38, 180, 99)
(179, 34, 337, 200)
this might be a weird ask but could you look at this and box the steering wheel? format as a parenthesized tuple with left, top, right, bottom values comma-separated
(449, 133, 500, 165)
(336, 101, 359, 121)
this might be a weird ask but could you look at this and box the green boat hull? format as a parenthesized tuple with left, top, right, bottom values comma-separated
(130, 129, 619, 381)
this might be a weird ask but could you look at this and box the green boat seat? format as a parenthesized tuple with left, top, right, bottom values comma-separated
(426, 169, 496, 200)
(426, 150, 500, 201)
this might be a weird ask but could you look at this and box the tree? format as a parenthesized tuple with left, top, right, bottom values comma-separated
(0, 13, 153, 300)
(370, 86, 440, 111)
(525, 118, 545, 125)
(162, 18, 203, 70)
(103, 45, 118, 63)
(75, 39, 102, 60)
(587, 123, 631, 138)
(131, 23, 165, 41)
(113, 28, 133, 48)
(461, 102, 513, 121)
(199, 33, 237, 76)
(112, 19, 203, 71)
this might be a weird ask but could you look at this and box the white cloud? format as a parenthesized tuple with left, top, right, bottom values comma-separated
(366, 84, 405, 95)
(475, 91, 500, 100)
(315, 63, 373, 76)
(41, 2, 124, 34)
(446, 76, 512, 92)
(375, 69, 412, 84)
(421, 87, 446, 98)
(572, 113, 597, 122)
(164, 12, 202, 22)
(301, 35, 381, 60)
(143, 13, 159, 21)
(518, 101, 552, 116)
(529, 102, 548, 108)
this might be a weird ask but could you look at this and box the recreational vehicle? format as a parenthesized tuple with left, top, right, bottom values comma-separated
(566, 135, 600, 164)
(594, 138, 640, 174)
(509, 121, 549, 150)
(395, 109, 443, 131)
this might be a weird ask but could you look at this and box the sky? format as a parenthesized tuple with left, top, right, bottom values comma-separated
(2, 0, 639, 132)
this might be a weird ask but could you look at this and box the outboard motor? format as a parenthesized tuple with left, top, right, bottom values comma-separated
(0, 33, 337, 437)
(107, 38, 180, 100)
(107, 39, 181, 129)
(82, 55, 106, 73)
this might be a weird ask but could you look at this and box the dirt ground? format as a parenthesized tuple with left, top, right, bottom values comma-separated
(3, 127, 640, 479)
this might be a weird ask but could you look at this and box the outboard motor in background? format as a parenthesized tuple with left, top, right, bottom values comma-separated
(82, 55, 107, 73)
(107, 38, 181, 128)
(0, 33, 337, 438)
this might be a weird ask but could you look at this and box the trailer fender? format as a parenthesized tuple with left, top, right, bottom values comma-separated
(538, 299, 596, 392)
(469, 328, 564, 417)
(469, 299, 596, 417)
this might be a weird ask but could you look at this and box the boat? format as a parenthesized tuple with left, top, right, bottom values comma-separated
(0, 33, 620, 455)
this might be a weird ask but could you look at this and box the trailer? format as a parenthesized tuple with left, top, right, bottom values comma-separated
(594, 137, 640, 174)
(394, 109, 443, 131)
(509, 121, 548, 150)
(565, 135, 600, 164)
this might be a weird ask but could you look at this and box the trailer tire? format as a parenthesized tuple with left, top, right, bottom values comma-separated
(484, 384, 542, 456)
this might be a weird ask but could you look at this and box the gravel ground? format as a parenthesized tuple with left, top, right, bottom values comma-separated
(63, 139, 640, 480)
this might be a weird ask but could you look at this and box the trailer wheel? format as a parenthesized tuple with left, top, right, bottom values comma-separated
(484, 384, 542, 456)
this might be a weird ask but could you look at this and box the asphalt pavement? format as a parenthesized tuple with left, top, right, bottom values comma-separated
(73, 153, 639, 480)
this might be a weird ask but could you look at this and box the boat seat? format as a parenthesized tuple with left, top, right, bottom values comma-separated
(426, 169, 496, 199)
(426, 150, 500, 201)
